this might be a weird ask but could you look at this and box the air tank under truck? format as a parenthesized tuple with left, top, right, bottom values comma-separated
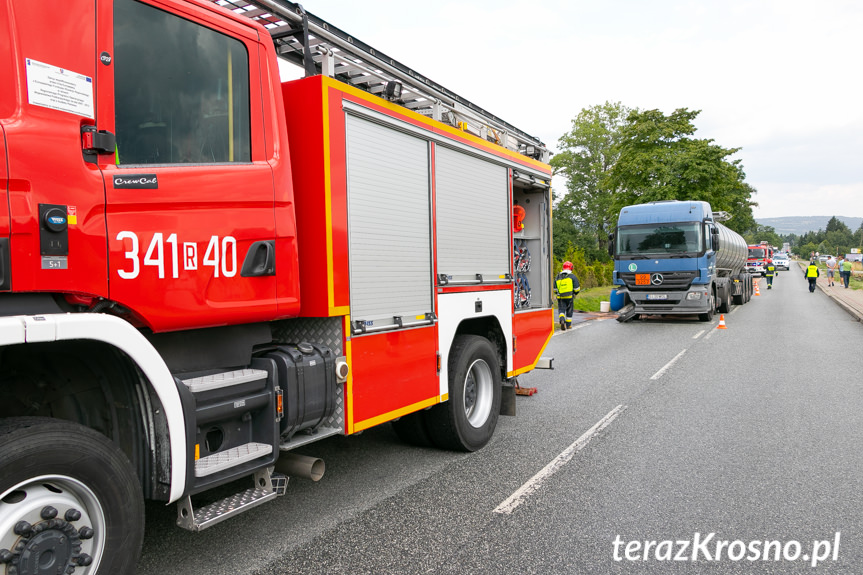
(611, 200, 752, 322)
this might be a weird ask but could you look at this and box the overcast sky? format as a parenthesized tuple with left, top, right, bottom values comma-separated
(291, 0, 863, 220)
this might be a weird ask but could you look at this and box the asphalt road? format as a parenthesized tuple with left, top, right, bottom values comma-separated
(138, 274, 863, 574)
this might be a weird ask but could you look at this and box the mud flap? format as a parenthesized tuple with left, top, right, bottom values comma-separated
(500, 382, 516, 416)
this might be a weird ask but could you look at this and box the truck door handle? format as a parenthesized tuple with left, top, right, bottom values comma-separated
(240, 241, 276, 277)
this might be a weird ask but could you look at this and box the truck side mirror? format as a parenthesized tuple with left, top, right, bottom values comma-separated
(711, 229, 719, 252)
(607, 232, 615, 258)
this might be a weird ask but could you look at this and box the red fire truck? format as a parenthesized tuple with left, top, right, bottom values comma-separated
(0, 0, 554, 572)
(745, 241, 773, 276)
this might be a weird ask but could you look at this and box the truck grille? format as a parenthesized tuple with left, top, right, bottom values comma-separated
(619, 271, 697, 291)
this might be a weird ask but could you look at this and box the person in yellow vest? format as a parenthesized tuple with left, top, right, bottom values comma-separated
(804, 259, 819, 293)
(840, 258, 853, 288)
(555, 261, 581, 330)
(765, 259, 775, 289)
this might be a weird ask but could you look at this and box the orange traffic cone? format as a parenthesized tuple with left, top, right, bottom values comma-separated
(754, 280, 761, 296)
(717, 314, 727, 329)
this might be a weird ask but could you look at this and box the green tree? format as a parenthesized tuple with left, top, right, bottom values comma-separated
(606, 108, 756, 222)
(743, 224, 782, 248)
(551, 102, 632, 258)
(826, 216, 851, 235)
(824, 217, 853, 255)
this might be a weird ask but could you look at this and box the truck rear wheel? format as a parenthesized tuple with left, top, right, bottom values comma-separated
(426, 335, 501, 452)
(718, 288, 731, 314)
(0, 417, 144, 575)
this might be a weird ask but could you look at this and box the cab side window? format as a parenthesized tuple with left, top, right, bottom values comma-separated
(113, 0, 251, 165)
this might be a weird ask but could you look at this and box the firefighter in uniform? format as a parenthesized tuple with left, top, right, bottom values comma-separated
(765, 259, 775, 289)
(805, 260, 819, 293)
(555, 261, 580, 330)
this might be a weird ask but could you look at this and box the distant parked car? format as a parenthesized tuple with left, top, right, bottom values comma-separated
(772, 254, 790, 270)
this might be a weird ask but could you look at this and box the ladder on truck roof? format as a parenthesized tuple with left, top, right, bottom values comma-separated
(210, 0, 549, 162)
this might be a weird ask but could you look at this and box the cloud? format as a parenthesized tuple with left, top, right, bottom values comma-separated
(752, 181, 863, 218)
(295, 0, 863, 217)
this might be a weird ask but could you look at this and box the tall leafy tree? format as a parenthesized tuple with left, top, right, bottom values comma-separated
(551, 102, 632, 258)
(606, 108, 756, 225)
(743, 224, 782, 248)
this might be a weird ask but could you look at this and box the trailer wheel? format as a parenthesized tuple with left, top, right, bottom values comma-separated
(732, 279, 744, 306)
(426, 336, 501, 452)
(0, 417, 144, 575)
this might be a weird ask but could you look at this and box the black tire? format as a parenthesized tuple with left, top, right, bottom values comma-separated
(0, 417, 144, 575)
(718, 288, 731, 314)
(391, 410, 434, 447)
(698, 292, 715, 322)
(425, 336, 501, 452)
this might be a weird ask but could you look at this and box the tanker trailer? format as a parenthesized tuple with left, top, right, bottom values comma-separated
(609, 200, 751, 322)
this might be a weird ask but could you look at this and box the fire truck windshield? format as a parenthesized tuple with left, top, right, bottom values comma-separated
(748, 248, 767, 258)
(616, 223, 702, 257)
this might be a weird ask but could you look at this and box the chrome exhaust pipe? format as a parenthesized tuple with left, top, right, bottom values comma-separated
(275, 452, 325, 482)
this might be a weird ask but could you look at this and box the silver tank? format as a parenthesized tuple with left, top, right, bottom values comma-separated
(714, 222, 748, 276)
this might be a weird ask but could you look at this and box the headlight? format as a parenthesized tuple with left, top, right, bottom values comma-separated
(686, 291, 704, 300)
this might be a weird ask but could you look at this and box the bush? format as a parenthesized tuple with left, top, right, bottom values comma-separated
(553, 243, 613, 290)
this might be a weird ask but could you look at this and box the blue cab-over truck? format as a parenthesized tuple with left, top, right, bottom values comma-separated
(610, 201, 752, 322)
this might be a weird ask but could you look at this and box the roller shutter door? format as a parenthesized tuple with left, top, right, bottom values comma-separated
(346, 115, 433, 332)
(435, 146, 509, 283)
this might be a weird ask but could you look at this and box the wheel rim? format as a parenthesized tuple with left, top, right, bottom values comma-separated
(462, 358, 493, 428)
(0, 475, 106, 574)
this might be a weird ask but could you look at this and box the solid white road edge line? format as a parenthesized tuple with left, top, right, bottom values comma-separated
(650, 348, 687, 380)
(493, 404, 627, 515)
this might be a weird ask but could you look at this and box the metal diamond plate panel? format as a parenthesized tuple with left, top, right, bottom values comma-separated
(271, 316, 343, 355)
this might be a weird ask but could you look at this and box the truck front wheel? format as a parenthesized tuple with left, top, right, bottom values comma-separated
(698, 292, 715, 322)
(426, 336, 501, 452)
(0, 417, 144, 575)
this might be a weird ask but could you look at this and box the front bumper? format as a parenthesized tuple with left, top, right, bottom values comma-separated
(745, 264, 765, 275)
(618, 288, 710, 315)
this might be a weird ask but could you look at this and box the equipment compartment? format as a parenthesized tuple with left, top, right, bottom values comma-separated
(512, 181, 551, 310)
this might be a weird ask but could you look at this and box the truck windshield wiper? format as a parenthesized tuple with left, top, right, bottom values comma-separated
(624, 255, 650, 260)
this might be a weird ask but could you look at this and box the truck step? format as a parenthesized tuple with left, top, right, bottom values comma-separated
(176, 470, 286, 532)
(195, 442, 273, 477)
(181, 368, 268, 393)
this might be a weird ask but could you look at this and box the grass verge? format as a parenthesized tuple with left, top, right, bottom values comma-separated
(570, 286, 614, 313)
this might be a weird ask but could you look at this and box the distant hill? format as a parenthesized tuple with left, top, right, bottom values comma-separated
(755, 216, 863, 236)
